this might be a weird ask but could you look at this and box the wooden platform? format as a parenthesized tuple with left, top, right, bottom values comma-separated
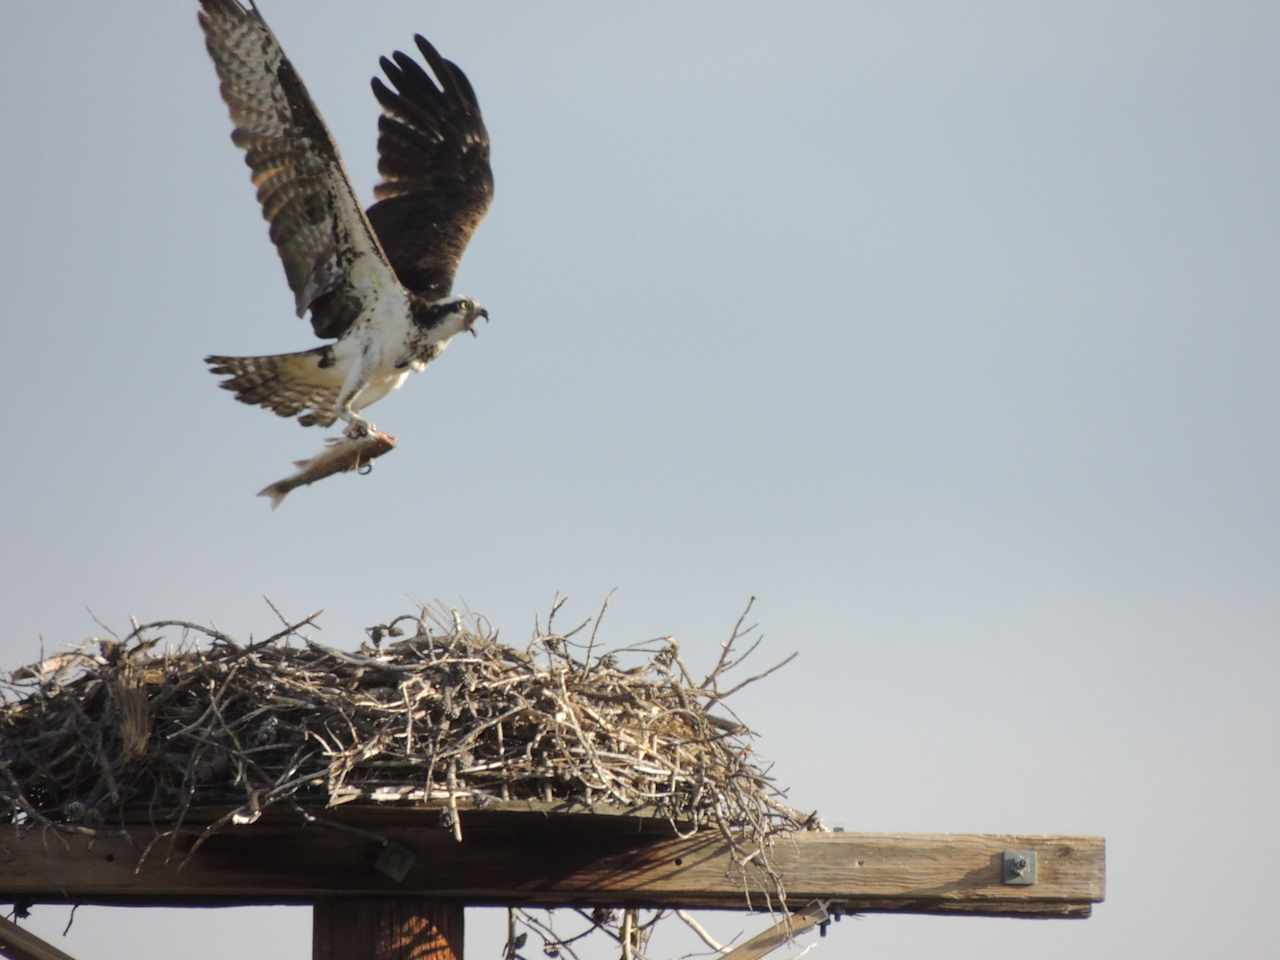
(0, 805, 1103, 919)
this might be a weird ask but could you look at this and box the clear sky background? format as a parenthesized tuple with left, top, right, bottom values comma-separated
(2, 1, 1277, 957)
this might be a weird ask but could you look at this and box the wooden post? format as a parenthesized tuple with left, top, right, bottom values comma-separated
(313, 899, 462, 960)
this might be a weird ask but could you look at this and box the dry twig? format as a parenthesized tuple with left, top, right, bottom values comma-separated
(1, 599, 819, 959)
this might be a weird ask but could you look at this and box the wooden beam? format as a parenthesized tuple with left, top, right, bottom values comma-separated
(0, 916, 81, 960)
(722, 900, 830, 960)
(0, 811, 1103, 918)
(313, 899, 461, 960)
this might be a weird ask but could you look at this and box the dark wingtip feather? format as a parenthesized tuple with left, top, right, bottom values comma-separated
(197, 0, 252, 21)
(369, 32, 493, 297)
(413, 34, 440, 61)
(392, 49, 440, 93)
(392, 50, 421, 72)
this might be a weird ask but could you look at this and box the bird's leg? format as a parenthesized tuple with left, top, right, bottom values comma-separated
(341, 410, 373, 439)
(336, 373, 375, 439)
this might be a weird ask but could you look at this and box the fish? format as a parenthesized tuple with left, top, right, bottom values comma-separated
(258, 430, 397, 509)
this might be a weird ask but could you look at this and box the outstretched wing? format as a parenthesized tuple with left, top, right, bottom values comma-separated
(198, 0, 395, 340)
(367, 35, 494, 300)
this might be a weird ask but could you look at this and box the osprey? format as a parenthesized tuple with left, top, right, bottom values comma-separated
(197, 0, 493, 438)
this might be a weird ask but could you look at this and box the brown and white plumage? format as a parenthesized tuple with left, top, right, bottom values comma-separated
(369, 37, 494, 304)
(196, 0, 493, 436)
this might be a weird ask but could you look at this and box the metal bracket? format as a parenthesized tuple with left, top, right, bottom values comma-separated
(375, 841, 417, 883)
(1001, 849, 1037, 885)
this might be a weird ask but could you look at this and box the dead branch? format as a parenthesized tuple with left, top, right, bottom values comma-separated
(1, 598, 821, 959)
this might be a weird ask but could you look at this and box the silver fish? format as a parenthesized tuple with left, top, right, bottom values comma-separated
(258, 430, 397, 509)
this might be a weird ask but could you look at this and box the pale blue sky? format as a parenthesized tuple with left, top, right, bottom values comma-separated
(2, 1, 1277, 957)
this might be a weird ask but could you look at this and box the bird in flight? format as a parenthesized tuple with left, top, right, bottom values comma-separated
(197, 0, 493, 439)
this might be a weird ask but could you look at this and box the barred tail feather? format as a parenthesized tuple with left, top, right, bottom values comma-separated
(205, 347, 343, 428)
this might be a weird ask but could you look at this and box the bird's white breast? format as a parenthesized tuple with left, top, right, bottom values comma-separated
(339, 282, 415, 412)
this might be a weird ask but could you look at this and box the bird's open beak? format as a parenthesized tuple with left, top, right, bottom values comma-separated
(468, 306, 489, 337)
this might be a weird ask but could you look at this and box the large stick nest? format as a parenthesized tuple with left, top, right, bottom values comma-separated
(0, 599, 818, 859)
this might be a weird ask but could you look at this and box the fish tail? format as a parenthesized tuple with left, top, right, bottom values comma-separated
(256, 481, 292, 511)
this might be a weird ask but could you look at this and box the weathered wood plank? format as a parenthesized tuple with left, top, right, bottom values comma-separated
(0, 816, 1103, 918)
(0, 916, 81, 960)
(722, 900, 830, 960)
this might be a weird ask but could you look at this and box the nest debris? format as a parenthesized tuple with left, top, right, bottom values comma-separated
(1, 599, 817, 874)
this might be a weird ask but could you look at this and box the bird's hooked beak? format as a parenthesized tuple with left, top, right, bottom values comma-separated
(468, 306, 490, 337)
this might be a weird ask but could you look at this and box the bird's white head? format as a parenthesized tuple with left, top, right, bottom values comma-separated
(412, 295, 490, 339)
